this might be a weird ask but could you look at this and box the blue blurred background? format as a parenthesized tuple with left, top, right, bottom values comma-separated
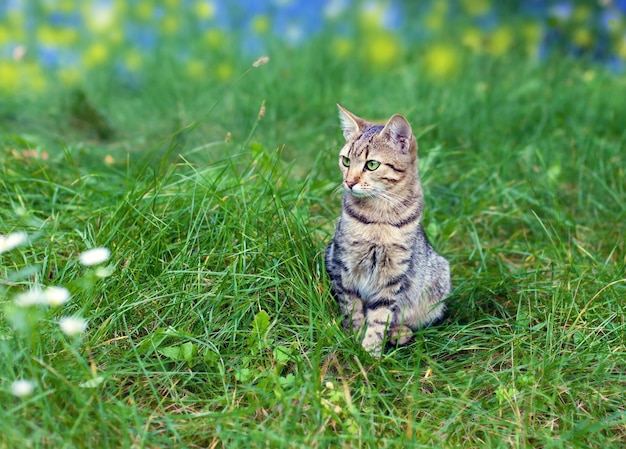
(1, 0, 625, 94)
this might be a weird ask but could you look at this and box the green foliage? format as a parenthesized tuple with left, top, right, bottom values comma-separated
(1, 41, 626, 448)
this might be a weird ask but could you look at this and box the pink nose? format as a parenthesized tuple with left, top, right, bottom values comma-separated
(345, 180, 357, 189)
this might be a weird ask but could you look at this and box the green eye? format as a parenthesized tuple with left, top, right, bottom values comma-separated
(365, 160, 380, 171)
(341, 156, 350, 167)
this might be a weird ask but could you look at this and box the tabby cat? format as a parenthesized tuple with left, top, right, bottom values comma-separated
(325, 104, 451, 357)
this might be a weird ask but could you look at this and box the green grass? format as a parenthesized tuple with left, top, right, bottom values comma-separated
(1, 41, 626, 448)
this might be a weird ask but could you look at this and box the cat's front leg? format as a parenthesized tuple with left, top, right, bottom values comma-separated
(338, 292, 365, 334)
(362, 305, 394, 357)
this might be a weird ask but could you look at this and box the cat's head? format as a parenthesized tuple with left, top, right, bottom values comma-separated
(336, 104, 418, 199)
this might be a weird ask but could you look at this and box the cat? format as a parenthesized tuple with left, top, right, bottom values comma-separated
(325, 104, 451, 357)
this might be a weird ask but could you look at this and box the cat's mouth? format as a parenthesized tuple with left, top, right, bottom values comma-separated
(346, 185, 374, 198)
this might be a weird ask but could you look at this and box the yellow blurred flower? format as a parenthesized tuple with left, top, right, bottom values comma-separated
(0, 26, 10, 44)
(215, 62, 234, 81)
(187, 59, 206, 79)
(522, 22, 542, 56)
(161, 16, 180, 34)
(462, 27, 483, 52)
(423, 44, 460, 79)
(204, 29, 225, 48)
(37, 25, 79, 46)
(252, 15, 270, 34)
(619, 37, 626, 60)
(582, 70, 595, 82)
(195, 1, 215, 20)
(487, 25, 514, 55)
(36, 26, 55, 45)
(363, 32, 401, 68)
(0, 61, 46, 93)
(573, 27, 593, 49)
(83, 43, 109, 67)
(135, 1, 154, 20)
(58, 67, 82, 86)
(0, 63, 18, 92)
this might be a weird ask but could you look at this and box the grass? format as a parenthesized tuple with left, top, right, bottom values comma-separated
(1, 38, 626, 448)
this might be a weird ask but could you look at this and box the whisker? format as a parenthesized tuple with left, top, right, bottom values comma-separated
(375, 191, 405, 209)
(331, 183, 345, 197)
(381, 189, 407, 203)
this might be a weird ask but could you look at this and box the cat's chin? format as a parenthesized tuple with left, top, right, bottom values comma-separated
(346, 189, 369, 198)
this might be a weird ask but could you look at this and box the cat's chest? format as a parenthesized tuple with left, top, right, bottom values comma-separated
(344, 240, 406, 295)
(337, 214, 415, 294)
(349, 242, 392, 269)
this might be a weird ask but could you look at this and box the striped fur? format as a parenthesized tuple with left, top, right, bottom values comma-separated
(325, 104, 451, 357)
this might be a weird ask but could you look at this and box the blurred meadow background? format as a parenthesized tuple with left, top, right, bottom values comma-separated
(1, 1, 626, 448)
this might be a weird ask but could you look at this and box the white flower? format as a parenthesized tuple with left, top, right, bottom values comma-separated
(11, 379, 35, 398)
(0, 231, 27, 254)
(79, 247, 111, 266)
(14, 287, 47, 307)
(14, 286, 71, 307)
(44, 286, 71, 307)
(59, 316, 88, 336)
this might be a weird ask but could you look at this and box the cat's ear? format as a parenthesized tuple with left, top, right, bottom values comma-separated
(337, 104, 367, 140)
(380, 114, 413, 154)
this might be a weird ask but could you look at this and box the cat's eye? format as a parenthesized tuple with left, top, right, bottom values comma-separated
(365, 160, 381, 171)
(341, 156, 350, 167)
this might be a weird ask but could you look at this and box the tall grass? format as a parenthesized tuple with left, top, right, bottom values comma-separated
(1, 39, 625, 448)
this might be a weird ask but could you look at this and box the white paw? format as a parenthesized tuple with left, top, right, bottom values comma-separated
(362, 333, 383, 358)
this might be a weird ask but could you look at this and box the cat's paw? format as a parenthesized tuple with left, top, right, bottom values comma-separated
(388, 324, 414, 346)
(362, 331, 384, 358)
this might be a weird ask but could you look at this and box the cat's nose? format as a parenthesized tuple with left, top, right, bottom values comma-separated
(345, 180, 357, 189)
